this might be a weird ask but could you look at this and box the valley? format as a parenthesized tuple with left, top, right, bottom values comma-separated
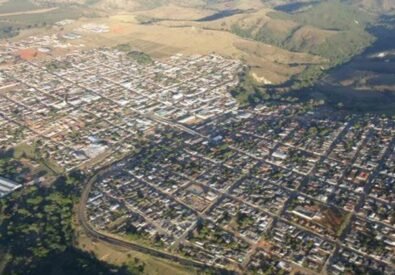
(1, 1, 395, 275)
(1, 0, 393, 92)
(291, 17, 395, 114)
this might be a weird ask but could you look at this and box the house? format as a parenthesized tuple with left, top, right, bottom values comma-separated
(0, 177, 22, 198)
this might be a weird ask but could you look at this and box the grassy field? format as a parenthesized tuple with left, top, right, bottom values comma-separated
(3, 0, 382, 88)
(3, 0, 389, 99)
(0, 1, 95, 39)
(132, 4, 212, 20)
(51, 13, 323, 85)
(12, 142, 65, 175)
(74, 218, 199, 275)
(227, 0, 375, 66)
(344, 0, 395, 14)
(1, 6, 87, 26)
(0, 0, 39, 14)
(123, 1, 378, 87)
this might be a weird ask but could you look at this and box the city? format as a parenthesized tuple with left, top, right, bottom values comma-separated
(86, 103, 395, 274)
(1, 16, 394, 275)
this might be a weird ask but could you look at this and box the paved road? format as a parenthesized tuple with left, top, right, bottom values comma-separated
(77, 166, 234, 274)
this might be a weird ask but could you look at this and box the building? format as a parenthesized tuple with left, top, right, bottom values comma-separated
(0, 177, 22, 198)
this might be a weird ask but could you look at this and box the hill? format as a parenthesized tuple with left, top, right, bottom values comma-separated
(1, 0, 391, 88)
(229, 0, 375, 65)
(343, 0, 395, 14)
(144, 0, 380, 86)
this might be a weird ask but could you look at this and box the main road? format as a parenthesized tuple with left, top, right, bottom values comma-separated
(77, 164, 234, 274)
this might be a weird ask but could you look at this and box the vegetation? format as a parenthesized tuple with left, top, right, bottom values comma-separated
(0, 172, 73, 272)
(46, 60, 73, 72)
(230, 69, 267, 106)
(6, 247, 137, 275)
(0, 157, 29, 183)
(115, 44, 153, 64)
(0, 146, 55, 183)
(85, 0, 102, 5)
(126, 51, 153, 64)
(230, 0, 376, 89)
(235, 211, 254, 229)
(230, 68, 299, 106)
(291, 65, 325, 89)
(271, 1, 374, 31)
(0, 2, 90, 39)
(0, 23, 20, 39)
(115, 43, 133, 52)
(311, 28, 374, 65)
(233, 1, 375, 66)
(0, 163, 143, 274)
(0, 0, 39, 14)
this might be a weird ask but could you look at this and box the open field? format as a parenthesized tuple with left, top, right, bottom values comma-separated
(132, 4, 212, 21)
(22, 13, 323, 85)
(0, 4, 90, 39)
(74, 215, 198, 275)
(0, 7, 57, 17)
(0, 0, 328, 85)
(92, 0, 376, 87)
(1, 0, 387, 88)
(0, 0, 40, 14)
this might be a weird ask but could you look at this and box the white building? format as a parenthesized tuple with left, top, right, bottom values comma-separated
(0, 177, 22, 198)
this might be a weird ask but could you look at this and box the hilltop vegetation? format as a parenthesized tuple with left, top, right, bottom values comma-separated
(231, 0, 375, 66)
(0, 0, 392, 90)
(0, 0, 92, 39)
(0, 0, 391, 92)
(114, 0, 387, 88)
(0, 0, 40, 13)
(343, 0, 395, 13)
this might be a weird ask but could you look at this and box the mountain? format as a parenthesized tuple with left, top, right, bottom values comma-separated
(3, 0, 393, 88)
(229, 0, 375, 65)
(114, 0, 382, 56)
(29, 0, 395, 13)
(344, 0, 395, 14)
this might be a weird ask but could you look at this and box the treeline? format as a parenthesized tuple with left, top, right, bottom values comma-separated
(115, 44, 153, 64)
(0, 169, 142, 274)
(0, 25, 19, 39)
(230, 68, 298, 107)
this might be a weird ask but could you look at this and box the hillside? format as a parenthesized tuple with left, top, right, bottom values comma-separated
(88, 0, 205, 11)
(229, 1, 376, 65)
(1, 0, 391, 88)
(25, 0, 395, 13)
(343, 0, 395, 14)
(140, 0, 381, 87)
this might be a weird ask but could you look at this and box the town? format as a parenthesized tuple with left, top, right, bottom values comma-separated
(0, 43, 241, 173)
(86, 106, 395, 274)
(0, 38, 394, 274)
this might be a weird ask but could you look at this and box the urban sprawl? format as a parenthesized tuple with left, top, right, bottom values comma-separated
(0, 37, 394, 274)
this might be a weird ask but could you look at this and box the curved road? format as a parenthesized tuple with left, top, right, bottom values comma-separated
(77, 168, 233, 274)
